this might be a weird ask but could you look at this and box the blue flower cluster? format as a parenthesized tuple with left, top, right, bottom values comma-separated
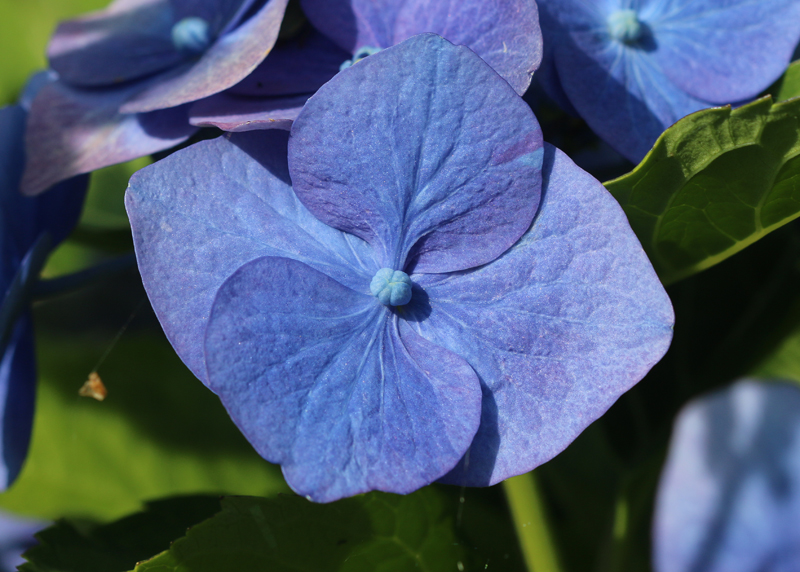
(2, 0, 798, 539)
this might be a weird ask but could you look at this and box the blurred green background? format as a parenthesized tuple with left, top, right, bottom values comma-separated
(0, 0, 110, 105)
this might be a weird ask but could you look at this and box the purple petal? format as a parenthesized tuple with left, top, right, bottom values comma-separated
(121, 0, 290, 113)
(226, 28, 348, 97)
(48, 0, 183, 87)
(289, 34, 543, 274)
(653, 380, 800, 572)
(22, 80, 196, 196)
(650, 1, 800, 103)
(0, 316, 35, 490)
(407, 145, 673, 486)
(189, 93, 306, 131)
(2, 99, 88, 251)
(125, 130, 377, 383)
(204, 256, 481, 502)
(301, 0, 542, 95)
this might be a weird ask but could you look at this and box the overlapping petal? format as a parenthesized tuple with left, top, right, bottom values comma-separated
(204, 256, 482, 502)
(408, 145, 674, 485)
(300, 0, 542, 95)
(289, 34, 543, 274)
(226, 29, 348, 98)
(653, 380, 800, 572)
(0, 91, 88, 491)
(48, 0, 181, 87)
(125, 130, 378, 383)
(22, 80, 196, 196)
(120, 0, 290, 113)
(189, 93, 306, 131)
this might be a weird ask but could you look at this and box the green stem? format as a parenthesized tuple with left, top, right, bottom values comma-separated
(503, 471, 563, 572)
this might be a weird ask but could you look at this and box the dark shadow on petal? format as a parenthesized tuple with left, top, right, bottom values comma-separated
(631, 22, 657, 53)
(437, 381, 499, 486)
(228, 129, 293, 185)
(402, 283, 431, 323)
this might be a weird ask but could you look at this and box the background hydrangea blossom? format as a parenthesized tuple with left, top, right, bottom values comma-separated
(0, 75, 87, 489)
(189, 0, 543, 132)
(21, 0, 291, 196)
(126, 34, 674, 501)
(536, 0, 800, 161)
(653, 380, 800, 572)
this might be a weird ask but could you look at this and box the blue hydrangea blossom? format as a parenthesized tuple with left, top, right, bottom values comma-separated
(536, 0, 800, 162)
(654, 380, 800, 572)
(189, 0, 542, 132)
(0, 76, 88, 489)
(126, 34, 674, 502)
(22, 0, 291, 195)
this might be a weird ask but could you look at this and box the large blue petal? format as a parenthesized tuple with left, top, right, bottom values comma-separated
(289, 34, 543, 274)
(0, 315, 35, 490)
(120, 0, 289, 113)
(300, 0, 542, 95)
(22, 80, 196, 196)
(125, 130, 377, 383)
(47, 0, 182, 87)
(407, 145, 674, 486)
(204, 256, 482, 502)
(653, 380, 800, 572)
(649, 0, 800, 103)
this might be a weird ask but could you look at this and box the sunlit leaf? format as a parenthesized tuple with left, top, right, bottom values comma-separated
(606, 95, 800, 285)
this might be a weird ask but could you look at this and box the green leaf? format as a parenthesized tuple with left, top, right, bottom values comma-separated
(0, 314, 289, 521)
(135, 491, 476, 572)
(0, 0, 109, 105)
(20, 496, 222, 572)
(22, 488, 504, 572)
(605, 95, 800, 285)
(766, 60, 800, 103)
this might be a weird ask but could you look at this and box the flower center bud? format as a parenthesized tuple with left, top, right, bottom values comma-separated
(340, 46, 383, 71)
(172, 17, 212, 54)
(607, 10, 643, 44)
(370, 268, 412, 307)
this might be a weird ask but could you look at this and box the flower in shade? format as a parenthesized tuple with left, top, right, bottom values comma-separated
(22, 0, 291, 195)
(653, 379, 800, 572)
(126, 34, 674, 502)
(536, 0, 800, 162)
(189, 0, 543, 132)
(0, 74, 88, 488)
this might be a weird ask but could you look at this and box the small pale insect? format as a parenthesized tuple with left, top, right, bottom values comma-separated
(79, 372, 107, 401)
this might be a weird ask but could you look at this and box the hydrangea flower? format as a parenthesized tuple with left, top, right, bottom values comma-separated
(653, 379, 800, 572)
(536, 0, 800, 162)
(0, 511, 46, 572)
(22, 0, 291, 195)
(0, 75, 88, 488)
(126, 34, 674, 502)
(189, 0, 542, 132)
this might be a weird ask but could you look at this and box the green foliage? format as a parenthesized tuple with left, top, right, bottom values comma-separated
(0, 0, 109, 105)
(767, 60, 800, 102)
(20, 487, 520, 572)
(605, 95, 800, 285)
(20, 496, 222, 572)
(0, 319, 289, 521)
